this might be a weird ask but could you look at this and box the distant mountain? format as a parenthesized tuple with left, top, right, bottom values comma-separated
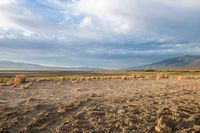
(0, 61, 103, 70)
(0, 61, 43, 70)
(135, 55, 200, 70)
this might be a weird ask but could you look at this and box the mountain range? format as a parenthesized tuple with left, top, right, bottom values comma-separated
(1, 55, 200, 70)
(137, 55, 200, 70)
(0, 61, 103, 70)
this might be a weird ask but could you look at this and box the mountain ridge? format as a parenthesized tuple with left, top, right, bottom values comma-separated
(135, 55, 200, 70)
(0, 61, 104, 70)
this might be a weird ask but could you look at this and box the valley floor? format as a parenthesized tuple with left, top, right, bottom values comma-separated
(0, 78, 200, 132)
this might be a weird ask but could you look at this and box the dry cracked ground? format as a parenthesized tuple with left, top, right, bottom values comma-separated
(0, 78, 200, 133)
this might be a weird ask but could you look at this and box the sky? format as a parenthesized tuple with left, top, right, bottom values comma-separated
(0, 0, 200, 69)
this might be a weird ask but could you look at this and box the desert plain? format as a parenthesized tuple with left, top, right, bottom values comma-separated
(0, 71, 200, 133)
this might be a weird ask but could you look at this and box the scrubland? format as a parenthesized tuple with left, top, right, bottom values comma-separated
(0, 71, 200, 133)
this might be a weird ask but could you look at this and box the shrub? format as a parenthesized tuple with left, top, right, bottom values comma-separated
(14, 74, 27, 83)
(121, 76, 129, 80)
(156, 73, 169, 79)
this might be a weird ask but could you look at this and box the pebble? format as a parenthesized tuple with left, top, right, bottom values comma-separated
(117, 109, 126, 115)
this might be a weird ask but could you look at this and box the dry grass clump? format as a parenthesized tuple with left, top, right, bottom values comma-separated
(82, 77, 89, 81)
(0, 80, 13, 86)
(113, 76, 121, 79)
(156, 73, 169, 80)
(59, 77, 65, 81)
(98, 76, 104, 80)
(56, 77, 65, 85)
(136, 74, 145, 79)
(121, 76, 129, 80)
(185, 75, 199, 79)
(7, 80, 15, 86)
(102, 76, 110, 79)
(155, 116, 173, 133)
(0, 74, 27, 86)
(130, 75, 137, 79)
(14, 74, 27, 84)
(176, 75, 187, 80)
(145, 75, 155, 79)
(107, 75, 146, 80)
(78, 77, 85, 81)
(91, 76, 97, 80)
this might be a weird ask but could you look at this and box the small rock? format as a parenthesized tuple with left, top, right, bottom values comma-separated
(89, 93, 98, 98)
(57, 81, 63, 85)
(76, 88, 82, 91)
(117, 109, 126, 115)
(71, 80, 77, 84)
(21, 82, 32, 89)
(21, 85, 29, 89)
(28, 97, 34, 100)
(132, 109, 141, 114)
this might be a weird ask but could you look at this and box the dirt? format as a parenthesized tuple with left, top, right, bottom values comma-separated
(0, 78, 200, 133)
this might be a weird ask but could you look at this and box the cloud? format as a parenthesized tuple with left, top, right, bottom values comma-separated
(79, 17, 92, 28)
(0, 0, 200, 68)
(0, 0, 17, 5)
(69, 0, 200, 40)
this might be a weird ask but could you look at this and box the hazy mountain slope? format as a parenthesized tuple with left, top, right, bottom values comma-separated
(0, 61, 43, 69)
(0, 61, 103, 70)
(137, 55, 200, 69)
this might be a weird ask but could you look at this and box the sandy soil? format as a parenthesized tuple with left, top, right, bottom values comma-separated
(0, 79, 200, 133)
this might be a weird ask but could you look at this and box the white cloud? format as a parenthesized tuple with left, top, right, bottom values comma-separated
(165, 0, 200, 9)
(0, 1, 42, 35)
(0, 0, 17, 5)
(68, 0, 200, 41)
(71, 0, 139, 34)
(194, 47, 200, 52)
(79, 17, 92, 28)
(1, 0, 200, 42)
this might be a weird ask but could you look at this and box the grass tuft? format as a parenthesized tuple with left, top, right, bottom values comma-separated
(14, 74, 27, 84)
